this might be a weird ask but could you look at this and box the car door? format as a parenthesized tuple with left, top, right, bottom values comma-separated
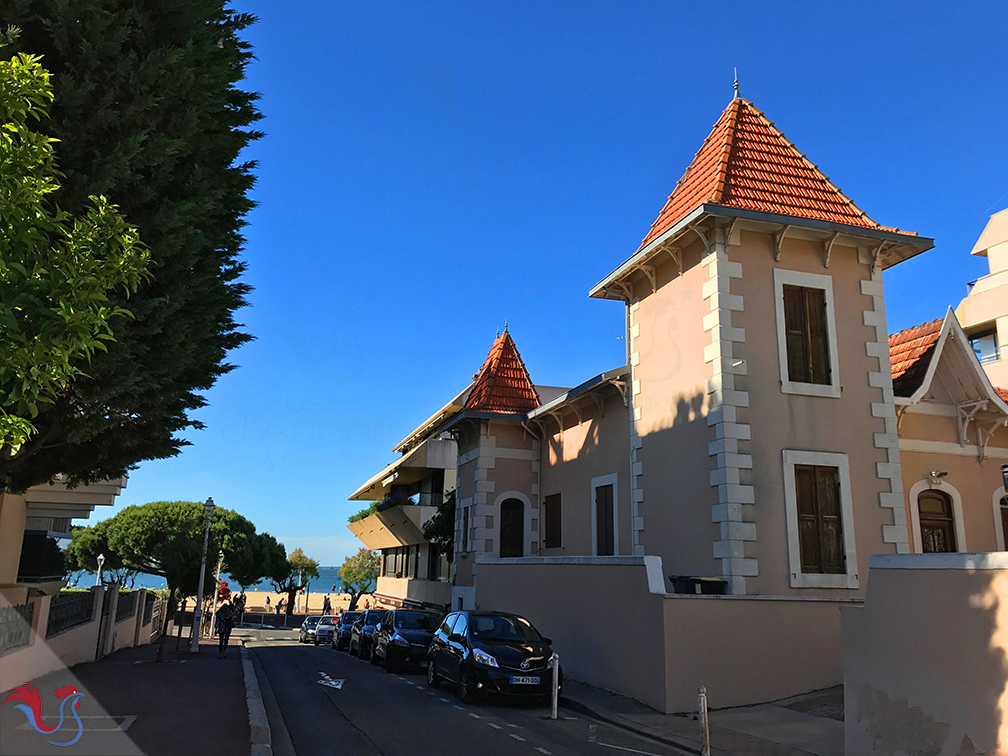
(377, 612, 394, 658)
(445, 612, 469, 682)
(433, 613, 458, 676)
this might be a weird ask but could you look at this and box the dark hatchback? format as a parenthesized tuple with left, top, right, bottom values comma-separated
(349, 609, 387, 659)
(332, 611, 361, 651)
(370, 609, 441, 672)
(427, 611, 561, 703)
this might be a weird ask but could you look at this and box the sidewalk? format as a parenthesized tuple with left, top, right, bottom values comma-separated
(560, 680, 844, 756)
(0, 640, 249, 756)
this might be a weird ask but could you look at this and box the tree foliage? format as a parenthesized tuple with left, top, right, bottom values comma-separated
(1, 1, 262, 491)
(271, 547, 319, 616)
(422, 489, 455, 564)
(64, 520, 138, 586)
(227, 531, 286, 592)
(0, 51, 147, 457)
(338, 548, 379, 611)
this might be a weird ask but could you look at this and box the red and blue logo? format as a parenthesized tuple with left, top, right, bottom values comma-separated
(3, 683, 84, 746)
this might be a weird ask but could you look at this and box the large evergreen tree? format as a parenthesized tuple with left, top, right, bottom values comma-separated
(0, 1, 262, 491)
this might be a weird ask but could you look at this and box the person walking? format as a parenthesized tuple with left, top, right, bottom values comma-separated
(265, 595, 271, 614)
(322, 595, 331, 615)
(216, 602, 235, 658)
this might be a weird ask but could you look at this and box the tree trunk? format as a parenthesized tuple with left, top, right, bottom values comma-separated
(285, 586, 298, 615)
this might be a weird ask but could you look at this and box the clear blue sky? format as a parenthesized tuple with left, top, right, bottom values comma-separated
(100, 1, 1008, 565)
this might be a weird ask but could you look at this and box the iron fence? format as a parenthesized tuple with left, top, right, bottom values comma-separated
(115, 591, 137, 623)
(150, 599, 163, 636)
(0, 602, 34, 655)
(143, 595, 154, 626)
(46, 591, 95, 638)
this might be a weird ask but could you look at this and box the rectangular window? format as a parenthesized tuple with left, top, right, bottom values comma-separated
(783, 284, 830, 385)
(794, 465, 844, 574)
(543, 494, 562, 549)
(596, 485, 614, 556)
(782, 450, 858, 589)
(461, 507, 469, 553)
(970, 330, 1000, 364)
(427, 545, 441, 581)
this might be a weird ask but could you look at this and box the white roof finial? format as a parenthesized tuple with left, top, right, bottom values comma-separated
(733, 68, 740, 100)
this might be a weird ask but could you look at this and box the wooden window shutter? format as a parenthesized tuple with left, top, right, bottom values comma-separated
(794, 465, 821, 572)
(804, 288, 830, 385)
(783, 285, 810, 382)
(544, 494, 561, 549)
(816, 466, 845, 574)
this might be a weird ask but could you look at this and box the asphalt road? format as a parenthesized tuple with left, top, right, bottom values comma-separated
(245, 630, 686, 756)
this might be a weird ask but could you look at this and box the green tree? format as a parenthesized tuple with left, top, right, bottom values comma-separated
(227, 531, 286, 593)
(64, 521, 138, 587)
(422, 490, 455, 564)
(0, 51, 147, 456)
(1, 1, 261, 492)
(271, 548, 319, 616)
(338, 548, 379, 611)
(348, 503, 377, 523)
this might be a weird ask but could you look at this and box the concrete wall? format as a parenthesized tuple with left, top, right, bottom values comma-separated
(843, 553, 1008, 756)
(376, 576, 451, 607)
(539, 388, 631, 557)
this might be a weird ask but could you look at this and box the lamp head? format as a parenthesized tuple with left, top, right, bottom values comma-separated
(97, 553, 105, 568)
(929, 470, 949, 485)
(203, 497, 216, 519)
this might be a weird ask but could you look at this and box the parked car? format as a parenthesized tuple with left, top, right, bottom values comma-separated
(333, 611, 362, 651)
(427, 611, 561, 703)
(314, 615, 337, 646)
(349, 609, 387, 659)
(370, 609, 441, 672)
(299, 615, 322, 643)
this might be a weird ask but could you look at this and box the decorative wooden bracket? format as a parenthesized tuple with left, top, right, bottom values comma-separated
(977, 418, 1008, 462)
(641, 265, 657, 294)
(592, 392, 606, 419)
(823, 231, 839, 268)
(774, 225, 790, 262)
(956, 400, 987, 446)
(668, 247, 683, 277)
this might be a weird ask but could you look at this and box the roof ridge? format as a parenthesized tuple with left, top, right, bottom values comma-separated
(712, 99, 741, 205)
(887, 316, 945, 342)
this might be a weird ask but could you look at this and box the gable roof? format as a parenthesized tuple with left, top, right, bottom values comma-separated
(888, 310, 1008, 416)
(464, 330, 541, 414)
(638, 98, 908, 252)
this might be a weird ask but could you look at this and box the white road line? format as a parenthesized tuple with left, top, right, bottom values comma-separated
(535, 749, 553, 756)
(487, 723, 502, 730)
(509, 733, 526, 742)
(468, 712, 481, 719)
(598, 744, 664, 756)
(507, 723, 519, 728)
(439, 697, 450, 703)
(453, 705, 465, 710)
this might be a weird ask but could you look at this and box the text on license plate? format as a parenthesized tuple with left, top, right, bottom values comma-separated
(509, 676, 540, 685)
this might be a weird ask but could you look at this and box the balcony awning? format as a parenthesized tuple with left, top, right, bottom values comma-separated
(347, 505, 437, 550)
(348, 437, 456, 502)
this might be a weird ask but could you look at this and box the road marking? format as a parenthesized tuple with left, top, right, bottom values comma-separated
(589, 724, 597, 743)
(487, 722, 502, 730)
(468, 713, 481, 719)
(453, 705, 464, 710)
(316, 671, 344, 689)
(507, 723, 519, 728)
(439, 697, 450, 703)
(598, 744, 665, 756)
(509, 733, 526, 742)
(535, 749, 553, 756)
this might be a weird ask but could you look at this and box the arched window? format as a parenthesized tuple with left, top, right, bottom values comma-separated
(918, 490, 957, 553)
(499, 498, 524, 558)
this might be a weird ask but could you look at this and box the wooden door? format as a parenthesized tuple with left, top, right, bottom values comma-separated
(918, 490, 956, 553)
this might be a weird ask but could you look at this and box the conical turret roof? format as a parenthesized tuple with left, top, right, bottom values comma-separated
(464, 330, 541, 414)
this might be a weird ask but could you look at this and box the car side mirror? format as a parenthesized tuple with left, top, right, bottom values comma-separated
(542, 637, 552, 646)
(448, 633, 461, 643)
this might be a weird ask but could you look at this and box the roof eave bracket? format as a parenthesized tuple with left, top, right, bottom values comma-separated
(774, 225, 791, 262)
(823, 231, 839, 268)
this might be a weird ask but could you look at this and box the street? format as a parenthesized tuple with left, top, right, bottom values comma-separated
(244, 630, 690, 756)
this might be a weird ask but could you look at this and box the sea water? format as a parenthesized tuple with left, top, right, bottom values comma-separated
(71, 565, 375, 595)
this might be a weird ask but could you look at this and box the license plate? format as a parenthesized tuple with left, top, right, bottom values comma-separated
(509, 676, 540, 685)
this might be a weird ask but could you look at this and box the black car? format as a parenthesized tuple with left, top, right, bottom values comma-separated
(298, 615, 322, 643)
(427, 611, 561, 703)
(332, 611, 361, 651)
(370, 609, 441, 672)
(349, 609, 387, 659)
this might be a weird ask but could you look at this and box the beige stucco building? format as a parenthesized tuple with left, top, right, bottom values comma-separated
(957, 208, 1008, 388)
(348, 92, 1008, 714)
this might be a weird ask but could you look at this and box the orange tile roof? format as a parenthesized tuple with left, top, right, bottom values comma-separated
(888, 318, 943, 397)
(996, 387, 1008, 403)
(464, 330, 541, 414)
(638, 98, 907, 252)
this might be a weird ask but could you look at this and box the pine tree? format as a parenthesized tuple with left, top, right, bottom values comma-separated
(1, 1, 262, 491)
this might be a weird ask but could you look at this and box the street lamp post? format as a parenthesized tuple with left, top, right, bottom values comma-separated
(190, 497, 216, 653)
(95, 553, 105, 586)
(209, 549, 224, 638)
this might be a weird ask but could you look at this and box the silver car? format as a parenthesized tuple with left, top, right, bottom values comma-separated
(314, 615, 337, 646)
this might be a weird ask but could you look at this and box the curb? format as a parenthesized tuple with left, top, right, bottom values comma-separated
(560, 696, 702, 756)
(241, 642, 272, 756)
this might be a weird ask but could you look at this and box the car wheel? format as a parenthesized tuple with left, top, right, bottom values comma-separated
(458, 666, 477, 704)
(427, 660, 440, 688)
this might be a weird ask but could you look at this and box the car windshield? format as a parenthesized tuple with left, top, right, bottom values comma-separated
(304, 617, 320, 626)
(341, 612, 361, 625)
(394, 612, 438, 630)
(364, 611, 386, 625)
(318, 617, 334, 625)
(470, 615, 542, 642)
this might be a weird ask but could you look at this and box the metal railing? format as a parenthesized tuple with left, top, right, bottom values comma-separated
(150, 599, 163, 636)
(143, 595, 155, 626)
(46, 591, 95, 638)
(115, 591, 137, 623)
(0, 602, 34, 655)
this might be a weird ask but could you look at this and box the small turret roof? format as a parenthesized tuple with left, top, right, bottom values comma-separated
(464, 330, 541, 414)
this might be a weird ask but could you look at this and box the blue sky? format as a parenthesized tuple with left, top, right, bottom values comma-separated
(100, 1, 1008, 565)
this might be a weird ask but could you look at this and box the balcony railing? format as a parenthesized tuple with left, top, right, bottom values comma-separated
(116, 591, 137, 623)
(46, 591, 95, 638)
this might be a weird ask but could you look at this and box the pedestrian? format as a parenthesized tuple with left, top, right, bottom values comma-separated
(265, 595, 270, 613)
(364, 598, 370, 609)
(323, 595, 331, 615)
(216, 602, 235, 658)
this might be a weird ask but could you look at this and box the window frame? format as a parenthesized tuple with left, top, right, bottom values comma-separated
(773, 269, 842, 399)
(969, 329, 1000, 365)
(543, 493, 562, 549)
(782, 450, 858, 589)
